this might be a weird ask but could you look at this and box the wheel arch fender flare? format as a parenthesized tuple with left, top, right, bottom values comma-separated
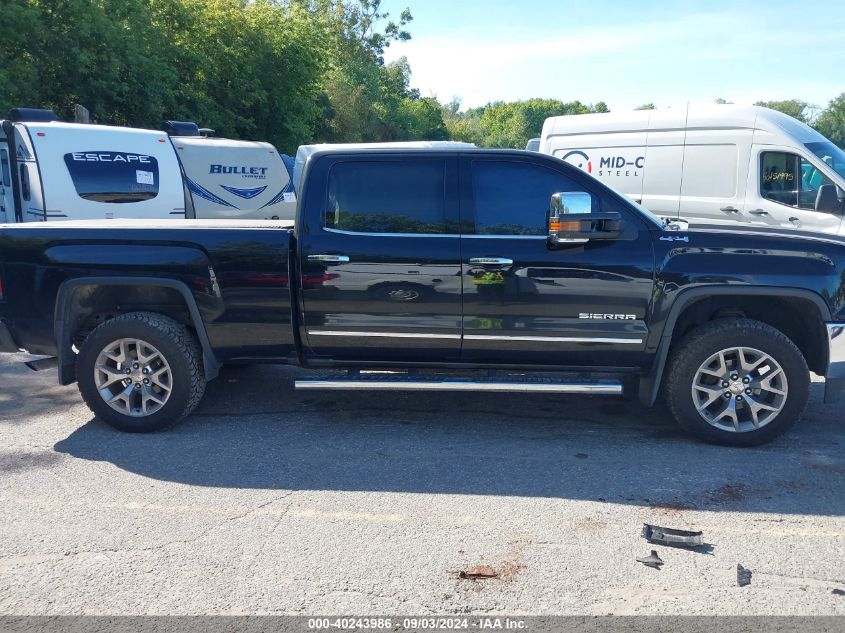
(639, 286, 831, 406)
(54, 276, 219, 385)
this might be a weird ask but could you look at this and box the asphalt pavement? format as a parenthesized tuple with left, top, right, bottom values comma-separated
(1, 353, 844, 615)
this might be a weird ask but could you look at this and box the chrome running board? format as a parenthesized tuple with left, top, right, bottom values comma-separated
(295, 375, 623, 395)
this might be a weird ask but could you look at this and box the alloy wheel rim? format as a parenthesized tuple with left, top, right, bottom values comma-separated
(691, 346, 788, 433)
(94, 338, 173, 417)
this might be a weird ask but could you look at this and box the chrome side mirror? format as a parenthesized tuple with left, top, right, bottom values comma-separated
(548, 192, 593, 244)
(548, 192, 623, 246)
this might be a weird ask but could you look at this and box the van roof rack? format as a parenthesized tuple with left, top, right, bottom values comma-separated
(163, 120, 200, 137)
(8, 108, 58, 123)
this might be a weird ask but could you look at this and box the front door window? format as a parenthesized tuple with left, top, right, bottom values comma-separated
(760, 151, 835, 211)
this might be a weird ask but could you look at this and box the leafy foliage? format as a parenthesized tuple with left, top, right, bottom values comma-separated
(444, 98, 607, 149)
(0, 0, 443, 152)
(1, 2, 843, 151)
(810, 93, 845, 148)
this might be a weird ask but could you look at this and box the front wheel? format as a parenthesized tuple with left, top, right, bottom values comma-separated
(665, 318, 809, 446)
(76, 312, 206, 432)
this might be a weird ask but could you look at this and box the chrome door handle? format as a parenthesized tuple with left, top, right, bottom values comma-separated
(469, 257, 513, 266)
(720, 206, 740, 214)
(749, 209, 769, 216)
(308, 254, 350, 263)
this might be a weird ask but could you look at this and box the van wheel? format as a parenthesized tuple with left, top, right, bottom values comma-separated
(76, 312, 206, 432)
(665, 318, 809, 446)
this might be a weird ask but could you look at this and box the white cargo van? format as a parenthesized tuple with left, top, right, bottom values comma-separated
(0, 109, 296, 223)
(539, 104, 845, 233)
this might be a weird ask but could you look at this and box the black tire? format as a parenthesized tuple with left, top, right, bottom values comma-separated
(665, 318, 809, 446)
(76, 312, 206, 432)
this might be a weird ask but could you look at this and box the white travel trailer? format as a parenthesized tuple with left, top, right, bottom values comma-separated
(539, 104, 845, 233)
(0, 109, 296, 223)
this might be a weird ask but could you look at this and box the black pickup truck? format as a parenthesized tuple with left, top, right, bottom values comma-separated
(1, 147, 844, 446)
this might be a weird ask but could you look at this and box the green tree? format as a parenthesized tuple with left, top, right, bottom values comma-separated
(443, 98, 597, 149)
(0, 1, 45, 114)
(169, 0, 327, 151)
(634, 103, 656, 110)
(814, 93, 845, 148)
(0, 0, 183, 124)
(0, 0, 329, 152)
(305, 0, 430, 143)
(399, 97, 448, 140)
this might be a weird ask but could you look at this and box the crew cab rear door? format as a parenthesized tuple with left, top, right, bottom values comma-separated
(297, 153, 463, 362)
(458, 153, 654, 367)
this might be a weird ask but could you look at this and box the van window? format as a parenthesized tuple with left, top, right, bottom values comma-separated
(1, 148, 10, 187)
(471, 160, 585, 235)
(63, 151, 159, 203)
(806, 141, 845, 180)
(325, 160, 447, 234)
(760, 152, 835, 210)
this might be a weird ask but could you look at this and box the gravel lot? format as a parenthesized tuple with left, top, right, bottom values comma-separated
(1, 352, 844, 615)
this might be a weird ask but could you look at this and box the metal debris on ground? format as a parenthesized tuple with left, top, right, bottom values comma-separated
(642, 523, 703, 548)
(737, 564, 753, 587)
(459, 566, 498, 580)
(636, 550, 664, 570)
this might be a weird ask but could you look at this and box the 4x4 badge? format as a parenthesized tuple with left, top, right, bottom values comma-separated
(660, 235, 689, 242)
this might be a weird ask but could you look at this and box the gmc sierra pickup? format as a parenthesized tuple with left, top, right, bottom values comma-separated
(1, 147, 844, 446)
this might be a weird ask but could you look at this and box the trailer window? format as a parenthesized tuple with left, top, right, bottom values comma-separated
(1, 149, 10, 187)
(325, 160, 447, 234)
(63, 151, 159, 203)
(20, 164, 30, 201)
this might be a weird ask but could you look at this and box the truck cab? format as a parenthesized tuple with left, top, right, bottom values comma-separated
(296, 148, 655, 368)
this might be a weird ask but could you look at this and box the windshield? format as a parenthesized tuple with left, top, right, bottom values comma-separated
(806, 141, 845, 181)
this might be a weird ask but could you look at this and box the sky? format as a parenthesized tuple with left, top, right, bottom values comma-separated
(380, 0, 844, 112)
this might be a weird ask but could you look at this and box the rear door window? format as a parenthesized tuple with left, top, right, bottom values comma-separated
(325, 159, 447, 234)
(63, 151, 159, 203)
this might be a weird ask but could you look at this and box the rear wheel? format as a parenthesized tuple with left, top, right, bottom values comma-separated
(665, 318, 809, 446)
(77, 312, 206, 432)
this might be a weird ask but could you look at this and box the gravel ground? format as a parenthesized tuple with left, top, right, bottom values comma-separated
(1, 353, 844, 615)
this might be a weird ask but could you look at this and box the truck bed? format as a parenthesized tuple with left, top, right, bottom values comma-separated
(0, 219, 296, 375)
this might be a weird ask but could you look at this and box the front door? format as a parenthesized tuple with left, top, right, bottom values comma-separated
(298, 154, 463, 363)
(749, 147, 843, 233)
(459, 155, 655, 367)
